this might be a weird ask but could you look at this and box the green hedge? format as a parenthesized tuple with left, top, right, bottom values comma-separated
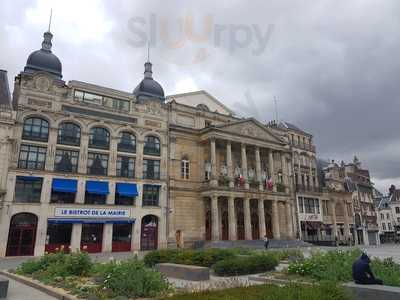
(144, 248, 238, 267)
(212, 254, 278, 276)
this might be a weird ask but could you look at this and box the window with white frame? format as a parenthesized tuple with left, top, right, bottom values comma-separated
(181, 159, 190, 179)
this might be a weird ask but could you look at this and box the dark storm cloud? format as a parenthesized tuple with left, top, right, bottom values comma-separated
(1, 0, 399, 191)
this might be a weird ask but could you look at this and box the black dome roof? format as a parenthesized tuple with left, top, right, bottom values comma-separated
(133, 62, 164, 101)
(23, 31, 63, 79)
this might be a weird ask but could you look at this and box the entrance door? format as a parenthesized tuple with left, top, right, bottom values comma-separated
(205, 210, 211, 240)
(81, 224, 103, 253)
(112, 224, 132, 252)
(251, 212, 260, 240)
(221, 211, 229, 240)
(237, 212, 245, 240)
(265, 213, 273, 238)
(141, 215, 158, 251)
(6, 213, 38, 256)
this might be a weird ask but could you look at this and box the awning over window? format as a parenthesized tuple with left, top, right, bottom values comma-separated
(86, 181, 109, 195)
(16, 176, 42, 181)
(52, 178, 78, 193)
(116, 183, 138, 197)
(48, 218, 135, 224)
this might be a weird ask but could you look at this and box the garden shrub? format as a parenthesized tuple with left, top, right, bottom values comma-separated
(99, 258, 169, 298)
(212, 254, 278, 276)
(144, 248, 236, 267)
(16, 251, 93, 282)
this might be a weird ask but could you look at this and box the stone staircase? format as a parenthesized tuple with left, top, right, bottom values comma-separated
(202, 239, 313, 249)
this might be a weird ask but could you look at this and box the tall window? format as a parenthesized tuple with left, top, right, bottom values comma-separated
(181, 159, 190, 179)
(116, 156, 135, 178)
(51, 191, 75, 204)
(22, 117, 49, 142)
(87, 153, 109, 175)
(58, 122, 81, 146)
(388, 223, 392, 231)
(315, 199, 320, 214)
(54, 149, 79, 173)
(144, 135, 160, 156)
(18, 144, 46, 170)
(143, 159, 160, 179)
(382, 223, 386, 230)
(14, 177, 43, 203)
(117, 132, 136, 153)
(298, 197, 304, 213)
(89, 127, 110, 149)
(396, 207, 400, 214)
(142, 185, 160, 206)
(304, 197, 315, 214)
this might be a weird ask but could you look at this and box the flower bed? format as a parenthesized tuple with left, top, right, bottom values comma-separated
(15, 251, 170, 299)
(288, 248, 400, 287)
(157, 282, 353, 300)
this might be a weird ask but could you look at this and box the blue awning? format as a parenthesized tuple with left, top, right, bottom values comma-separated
(48, 218, 135, 224)
(16, 176, 42, 181)
(52, 178, 78, 193)
(86, 181, 109, 195)
(116, 183, 138, 197)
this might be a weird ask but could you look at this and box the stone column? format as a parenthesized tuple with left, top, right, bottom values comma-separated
(211, 195, 219, 240)
(272, 200, 281, 239)
(268, 150, 276, 192)
(309, 156, 314, 191)
(281, 153, 289, 193)
(258, 199, 266, 238)
(330, 200, 338, 240)
(70, 223, 82, 252)
(76, 178, 86, 204)
(226, 141, 234, 188)
(241, 143, 249, 189)
(102, 223, 113, 252)
(210, 138, 218, 187)
(228, 196, 237, 240)
(78, 132, 89, 174)
(45, 128, 58, 171)
(344, 201, 350, 240)
(109, 137, 118, 176)
(107, 181, 115, 205)
(136, 139, 144, 179)
(244, 198, 252, 240)
(286, 202, 294, 238)
(255, 147, 262, 191)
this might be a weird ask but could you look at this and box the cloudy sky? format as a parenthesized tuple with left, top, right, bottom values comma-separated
(1, 0, 399, 192)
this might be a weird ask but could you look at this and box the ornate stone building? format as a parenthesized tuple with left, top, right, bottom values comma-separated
(0, 29, 170, 256)
(167, 92, 296, 247)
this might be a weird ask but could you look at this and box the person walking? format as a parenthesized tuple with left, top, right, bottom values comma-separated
(264, 235, 269, 249)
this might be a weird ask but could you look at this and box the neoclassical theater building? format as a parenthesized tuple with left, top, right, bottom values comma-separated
(0, 27, 374, 256)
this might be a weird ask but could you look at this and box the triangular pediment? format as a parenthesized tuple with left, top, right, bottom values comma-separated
(213, 118, 285, 144)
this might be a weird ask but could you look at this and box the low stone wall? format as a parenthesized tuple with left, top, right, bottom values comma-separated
(156, 263, 210, 281)
(344, 282, 400, 300)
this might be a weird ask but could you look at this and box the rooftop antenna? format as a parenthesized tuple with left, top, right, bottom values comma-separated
(274, 96, 279, 124)
(48, 8, 53, 32)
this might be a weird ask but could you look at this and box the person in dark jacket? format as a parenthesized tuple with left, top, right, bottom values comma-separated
(352, 253, 383, 285)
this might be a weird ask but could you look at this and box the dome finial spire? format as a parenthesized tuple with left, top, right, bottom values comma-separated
(41, 9, 53, 52)
(48, 8, 53, 32)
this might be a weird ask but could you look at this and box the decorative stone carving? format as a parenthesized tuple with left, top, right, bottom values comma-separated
(35, 76, 51, 91)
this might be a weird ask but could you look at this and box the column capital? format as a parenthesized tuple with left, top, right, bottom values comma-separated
(226, 140, 232, 146)
(210, 136, 216, 142)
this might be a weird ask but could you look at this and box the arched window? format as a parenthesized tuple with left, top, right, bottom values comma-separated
(57, 122, 81, 146)
(117, 132, 136, 153)
(89, 127, 110, 149)
(144, 135, 160, 156)
(22, 117, 49, 141)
